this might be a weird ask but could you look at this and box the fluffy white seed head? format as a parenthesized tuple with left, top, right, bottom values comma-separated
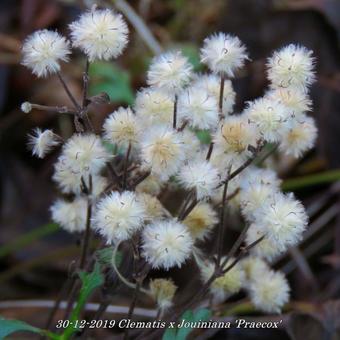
(267, 88, 312, 117)
(213, 115, 259, 160)
(246, 97, 290, 142)
(279, 114, 317, 158)
(249, 270, 290, 313)
(137, 193, 167, 220)
(147, 51, 193, 95)
(141, 220, 193, 270)
(267, 44, 315, 91)
(149, 278, 177, 312)
(135, 174, 163, 196)
(201, 258, 245, 302)
(178, 87, 219, 130)
(179, 129, 201, 161)
(246, 223, 283, 261)
(60, 134, 111, 178)
(69, 9, 128, 61)
(192, 74, 236, 115)
(135, 88, 173, 127)
(93, 191, 146, 244)
(242, 257, 271, 284)
(178, 160, 220, 200)
(103, 107, 139, 148)
(200, 32, 248, 76)
(240, 166, 282, 190)
(255, 192, 308, 250)
(21, 102, 32, 113)
(28, 128, 60, 158)
(22, 30, 71, 77)
(50, 197, 87, 233)
(140, 126, 186, 181)
(183, 202, 218, 241)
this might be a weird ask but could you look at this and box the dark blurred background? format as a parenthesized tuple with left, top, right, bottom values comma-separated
(0, 0, 340, 339)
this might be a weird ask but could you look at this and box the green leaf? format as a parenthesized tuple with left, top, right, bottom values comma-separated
(95, 246, 122, 268)
(195, 130, 211, 144)
(0, 223, 59, 259)
(282, 169, 340, 191)
(0, 318, 42, 339)
(89, 62, 134, 105)
(162, 308, 212, 340)
(61, 263, 104, 339)
(162, 327, 177, 340)
(180, 44, 203, 72)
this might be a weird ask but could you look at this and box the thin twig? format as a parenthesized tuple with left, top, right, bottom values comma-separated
(112, 0, 163, 55)
(27, 103, 74, 114)
(173, 94, 178, 129)
(123, 143, 132, 189)
(216, 166, 232, 266)
(56, 72, 81, 111)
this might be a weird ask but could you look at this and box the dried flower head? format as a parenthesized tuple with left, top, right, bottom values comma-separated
(21, 102, 33, 113)
(149, 278, 177, 311)
(103, 107, 139, 147)
(178, 160, 220, 200)
(183, 202, 218, 241)
(267, 44, 315, 91)
(69, 9, 128, 61)
(22, 30, 71, 77)
(201, 258, 245, 302)
(178, 87, 219, 130)
(192, 74, 236, 115)
(142, 220, 193, 270)
(255, 192, 308, 250)
(279, 114, 317, 158)
(248, 270, 290, 313)
(93, 191, 146, 244)
(140, 126, 185, 180)
(60, 134, 111, 179)
(147, 51, 193, 94)
(135, 88, 173, 126)
(50, 197, 87, 233)
(213, 115, 258, 159)
(246, 97, 290, 142)
(200, 33, 248, 76)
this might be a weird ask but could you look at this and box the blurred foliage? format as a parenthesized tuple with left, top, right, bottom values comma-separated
(163, 308, 212, 340)
(89, 62, 134, 105)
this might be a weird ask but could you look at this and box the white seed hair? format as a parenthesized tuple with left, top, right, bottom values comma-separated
(141, 219, 193, 270)
(22, 30, 71, 78)
(200, 32, 248, 76)
(69, 8, 128, 61)
(28, 128, 61, 158)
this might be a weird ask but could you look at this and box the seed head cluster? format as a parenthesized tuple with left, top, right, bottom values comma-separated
(22, 7, 317, 316)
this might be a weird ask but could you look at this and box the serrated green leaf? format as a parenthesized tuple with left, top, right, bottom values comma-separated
(89, 62, 134, 105)
(61, 263, 104, 339)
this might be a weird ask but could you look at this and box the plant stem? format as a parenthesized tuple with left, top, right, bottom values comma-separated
(123, 142, 132, 189)
(216, 166, 231, 266)
(218, 74, 225, 118)
(124, 280, 141, 340)
(173, 94, 178, 129)
(28, 103, 74, 114)
(206, 141, 214, 161)
(57, 72, 81, 111)
(82, 59, 90, 108)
